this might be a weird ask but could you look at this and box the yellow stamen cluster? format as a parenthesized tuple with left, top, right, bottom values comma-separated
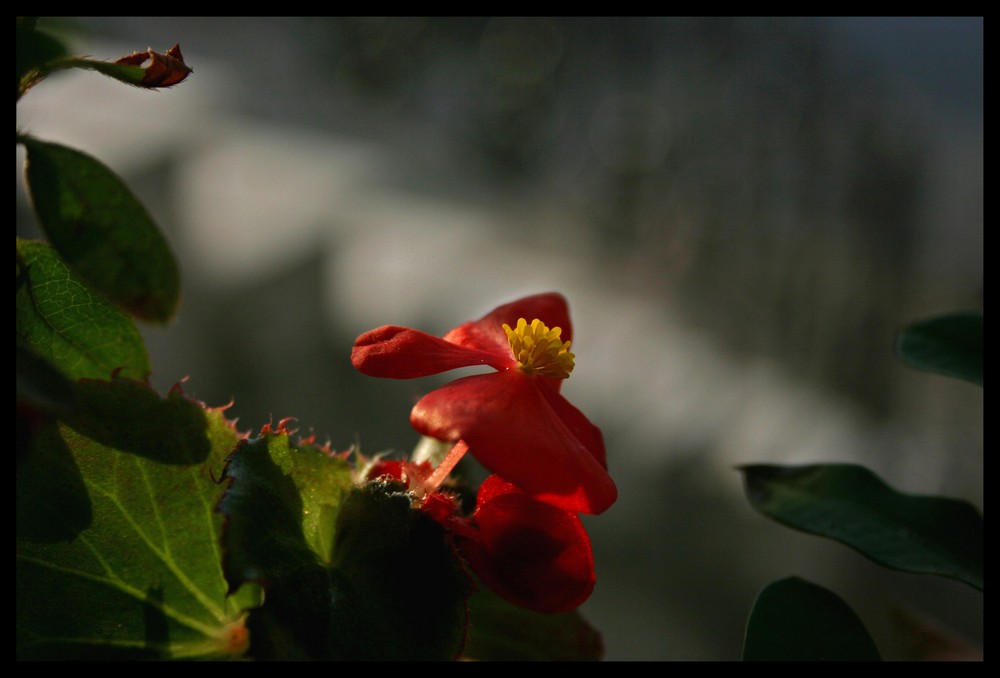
(503, 317, 575, 379)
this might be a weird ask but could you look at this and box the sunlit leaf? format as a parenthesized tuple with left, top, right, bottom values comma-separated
(21, 139, 181, 322)
(743, 577, 881, 661)
(463, 584, 603, 661)
(16, 238, 150, 381)
(740, 464, 983, 590)
(16, 397, 248, 660)
(218, 435, 470, 660)
(219, 432, 355, 590)
(897, 312, 983, 385)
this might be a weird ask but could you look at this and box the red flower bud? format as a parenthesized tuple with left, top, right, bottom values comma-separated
(458, 476, 596, 613)
(114, 43, 191, 88)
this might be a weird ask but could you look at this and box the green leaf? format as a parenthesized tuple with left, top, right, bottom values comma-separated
(739, 464, 983, 590)
(897, 312, 983, 385)
(743, 577, 881, 661)
(16, 17, 70, 97)
(463, 584, 603, 661)
(218, 435, 470, 660)
(21, 138, 181, 322)
(16, 341, 76, 417)
(326, 481, 470, 660)
(66, 377, 213, 465)
(16, 394, 248, 660)
(17, 418, 92, 542)
(16, 238, 150, 381)
(219, 433, 355, 588)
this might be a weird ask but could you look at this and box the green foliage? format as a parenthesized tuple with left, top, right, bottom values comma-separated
(21, 138, 181, 323)
(16, 17, 69, 97)
(66, 378, 215, 466)
(16, 341, 77, 418)
(743, 577, 881, 661)
(218, 434, 471, 660)
(16, 25, 253, 660)
(17, 238, 151, 381)
(16, 394, 249, 660)
(740, 464, 983, 590)
(217, 433, 356, 591)
(897, 312, 983, 386)
(738, 306, 983, 659)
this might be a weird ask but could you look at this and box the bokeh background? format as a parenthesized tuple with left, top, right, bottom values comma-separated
(16, 17, 982, 660)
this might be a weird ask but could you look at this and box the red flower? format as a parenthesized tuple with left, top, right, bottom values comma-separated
(352, 293, 617, 515)
(457, 475, 595, 613)
(364, 462, 595, 613)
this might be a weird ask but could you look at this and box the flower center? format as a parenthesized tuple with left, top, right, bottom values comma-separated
(503, 318, 575, 379)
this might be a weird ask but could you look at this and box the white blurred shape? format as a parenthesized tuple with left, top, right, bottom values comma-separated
(176, 120, 388, 287)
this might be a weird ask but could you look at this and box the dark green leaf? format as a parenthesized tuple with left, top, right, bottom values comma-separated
(16, 238, 150, 381)
(17, 419, 92, 542)
(16, 18, 70, 97)
(16, 401, 249, 659)
(740, 464, 983, 590)
(65, 377, 212, 465)
(326, 481, 470, 660)
(219, 436, 470, 660)
(897, 312, 983, 385)
(464, 584, 603, 661)
(16, 341, 76, 417)
(21, 138, 181, 322)
(743, 577, 881, 661)
(16, 341, 76, 466)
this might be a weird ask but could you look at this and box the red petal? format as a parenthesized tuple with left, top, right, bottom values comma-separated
(366, 459, 404, 481)
(443, 292, 573, 359)
(536, 380, 607, 469)
(474, 473, 521, 507)
(352, 325, 507, 378)
(411, 370, 617, 514)
(459, 479, 595, 613)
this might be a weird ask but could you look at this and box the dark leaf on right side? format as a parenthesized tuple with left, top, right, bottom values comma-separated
(743, 577, 881, 661)
(897, 312, 983, 385)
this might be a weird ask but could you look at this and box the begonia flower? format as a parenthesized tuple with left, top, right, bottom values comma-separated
(351, 293, 617, 515)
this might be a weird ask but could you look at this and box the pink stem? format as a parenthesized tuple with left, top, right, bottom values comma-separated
(422, 440, 469, 496)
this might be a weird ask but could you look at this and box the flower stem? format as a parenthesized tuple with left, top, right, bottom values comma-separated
(422, 440, 469, 496)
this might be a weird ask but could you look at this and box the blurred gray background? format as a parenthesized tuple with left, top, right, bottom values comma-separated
(16, 17, 982, 660)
